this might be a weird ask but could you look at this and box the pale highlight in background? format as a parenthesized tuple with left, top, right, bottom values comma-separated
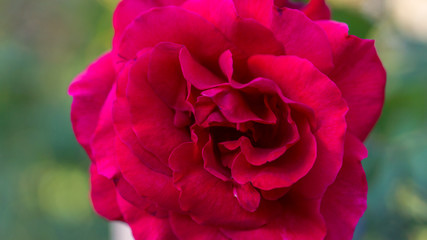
(111, 222, 134, 240)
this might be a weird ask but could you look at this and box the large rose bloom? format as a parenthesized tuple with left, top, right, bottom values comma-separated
(69, 0, 386, 239)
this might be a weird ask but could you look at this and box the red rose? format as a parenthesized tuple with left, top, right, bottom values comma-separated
(69, 0, 386, 239)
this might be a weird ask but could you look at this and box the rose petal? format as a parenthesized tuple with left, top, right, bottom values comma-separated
(116, 140, 181, 211)
(248, 55, 347, 197)
(204, 87, 276, 124)
(260, 187, 290, 201)
(321, 134, 368, 240)
(169, 142, 276, 228)
(179, 47, 226, 90)
(119, 6, 231, 66)
(239, 103, 299, 166)
(113, 61, 172, 175)
(89, 164, 122, 221)
(169, 212, 229, 240)
(231, 117, 316, 190)
(112, 0, 157, 48)
(318, 20, 386, 141)
(303, 0, 331, 20)
(221, 194, 326, 239)
(182, 0, 237, 33)
(219, 50, 234, 81)
(116, 193, 177, 240)
(114, 175, 147, 210)
(202, 136, 232, 181)
(229, 17, 285, 58)
(233, 0, 274, 27)
(148, 42, 190, 111)
(127, 50, 190, 164)
(233, 183, 261, 212)
(271, 8, 333, 72)
(91, 85, 120, 178)
(69, 52, 115, 156)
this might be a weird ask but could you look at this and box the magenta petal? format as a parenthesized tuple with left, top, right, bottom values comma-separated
(114, 175, 149, 211)
(179, 47, 226, 90)
(89, 164, 122, 221)
(233, 183, 261, 213)
(202, 137, 232, 181)
(239, 104, 299, 166)
(221, 195, 326, 239)
(91, 86, 120, 178)
(271, 8, 333, 72)
(233, 0, 274, 27)
(260, 187, 290, 201)
(182, 0, 237, 33)
(119, 6, 231, 64)
(231, 117, 316, 190)
(319, 20, 386, 141)
(113, 63, 171, 175)
(248, 55, 347, 197)
(116, 194, 177, 240)
(321, 134, 368, 240)
(112, 0, 157, 48)
(205, 87, 276, 124)
(148, 42, 190, 111)
(302, 0, 331, 20)
(127, 51, 190, 164)
(230, 18, 285, 58)
(69, 52, 115, 156)
(219, 50, 234, 81)
(169, 212, 229, 240)
(169, 143, 273, 228)
(116, 140, 181, 211)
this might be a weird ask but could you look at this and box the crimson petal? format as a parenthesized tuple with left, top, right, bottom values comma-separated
(321, 134, 368, 240)
(271, 8, 333, 72)
(116, 193, 177, 240)
(89, 164, 122, 221)
(69, 53, 115, 157)
(248, 55, 347, 197)
(169, 212, 229, 240)
(319, 20, 386, 141)
(127, 50, 190, 165)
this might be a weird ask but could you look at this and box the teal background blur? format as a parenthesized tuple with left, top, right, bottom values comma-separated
(0, 0, 426, 239)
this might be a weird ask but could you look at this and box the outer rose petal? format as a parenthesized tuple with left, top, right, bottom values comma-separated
(182, 0, 237, 34)
(271, 7, 334, 73)
(119, 6, 231, 65)
(233, 0, 274, 27)
(91, 86, 120, 178)
(113, 0, 187, 48)
(302, 0, 330, 20)
(113, 0, 157, 48)
(221, 195, 326, 240)
(170, 212, 229, 240)
(113, 61, 171, 175)
(321, 134, 368, 240)
(116, 139, 181, 212)
(116, 193, 177, 240)
(90, 164, 122, 221)
(274, 0, 331, 20)
(127, 50, 190, 164)
(148, 42, 191, 111)
(69, 52, 115, 156)
(318, 21, 386, 141)
(248, 55, 348, 198)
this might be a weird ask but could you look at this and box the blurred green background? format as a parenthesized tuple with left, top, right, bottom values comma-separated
(0, 0, 425, 239)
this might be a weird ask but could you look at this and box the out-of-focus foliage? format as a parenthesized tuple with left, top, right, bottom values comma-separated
(0, 0, 425, 239)
(0, 0, 114, 239)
